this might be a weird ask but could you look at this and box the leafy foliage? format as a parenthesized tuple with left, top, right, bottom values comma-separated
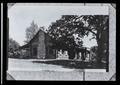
(8, 38, 20, 58)
(48, 15, 109, 61)
(48, 15, 84, 51)
(9, 38, 20, 52)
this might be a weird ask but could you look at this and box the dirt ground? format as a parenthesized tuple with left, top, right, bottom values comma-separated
(7, 58, 84, 80)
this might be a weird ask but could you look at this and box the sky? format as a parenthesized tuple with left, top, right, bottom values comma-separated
(8, 3, 108, 48)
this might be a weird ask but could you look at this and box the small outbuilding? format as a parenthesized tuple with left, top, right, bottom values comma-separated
(19, 29, 57, 59)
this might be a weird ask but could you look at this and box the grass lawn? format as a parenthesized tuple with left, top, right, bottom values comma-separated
(32, 59, 106, 69)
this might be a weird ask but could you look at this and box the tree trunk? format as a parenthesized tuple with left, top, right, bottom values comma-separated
(97, 41, 103, 63)
(96, 34, 104, 65)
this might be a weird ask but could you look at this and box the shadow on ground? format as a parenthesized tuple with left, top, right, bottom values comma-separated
(32, 60, 106, 69)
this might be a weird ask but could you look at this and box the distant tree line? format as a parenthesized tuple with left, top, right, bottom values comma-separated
(8, 38, 20, 58)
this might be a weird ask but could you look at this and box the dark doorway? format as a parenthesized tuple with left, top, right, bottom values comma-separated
(33, 47, 37, 57)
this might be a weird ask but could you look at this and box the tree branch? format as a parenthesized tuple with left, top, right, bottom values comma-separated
(83, 27, 97, 36)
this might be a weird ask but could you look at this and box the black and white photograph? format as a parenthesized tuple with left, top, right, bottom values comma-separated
(3, 3, 116, 81)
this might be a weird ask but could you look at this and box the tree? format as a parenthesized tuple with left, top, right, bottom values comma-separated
(24, 20, 39, 43)
(48, 15, 109, 62)
(8, 38, 20, 58)
(48, 15, 84, 59)
(9, 38, 20, 52)
(81, 15, 109, 64)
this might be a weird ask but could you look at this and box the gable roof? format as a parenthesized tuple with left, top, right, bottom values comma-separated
(28, 29, 45, 44)
(19, 29, 51, 49)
